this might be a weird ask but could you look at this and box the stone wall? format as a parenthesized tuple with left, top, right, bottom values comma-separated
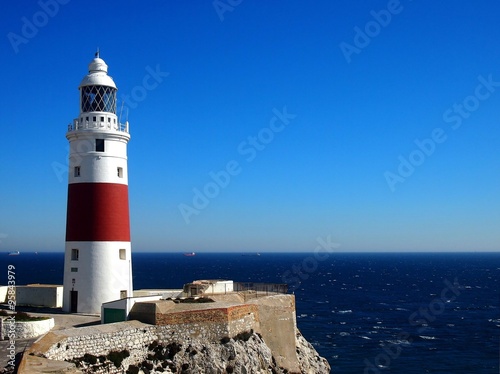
(22, 294, 319, 374)
(155, 304, 257, 325)
(37, 307, 258, 365)
(41, 321, 155, 364)
(1, 317, 54, 340)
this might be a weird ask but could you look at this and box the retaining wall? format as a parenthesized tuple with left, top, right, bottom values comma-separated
(1, 317, 54, 339)
(23, 294, 299, 373)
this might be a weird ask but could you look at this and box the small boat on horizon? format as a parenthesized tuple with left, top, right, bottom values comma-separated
(183, 252, 196, 257)
(8, 251, 20, 256)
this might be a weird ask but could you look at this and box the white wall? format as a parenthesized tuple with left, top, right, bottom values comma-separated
(205, 281, 234, 294)
(101, 295, 163, 323)
(63, 242, 133, 314)
(0, 286, 8, 303)
(2, 317, 54, 339)
(16, 286, 63, 308)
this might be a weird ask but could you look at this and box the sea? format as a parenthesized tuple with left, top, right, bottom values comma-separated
(1, 251, 499, 373)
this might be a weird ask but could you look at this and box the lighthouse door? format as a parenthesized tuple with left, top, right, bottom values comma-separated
(70, 291, 78, 313)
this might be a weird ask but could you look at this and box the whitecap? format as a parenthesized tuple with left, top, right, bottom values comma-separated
(386, 339, 411, 346)
(339, 332, 350, 336)
(337, 310, 352, 314)
(360, 336, 371, 340)
(419, 335, 437, 340)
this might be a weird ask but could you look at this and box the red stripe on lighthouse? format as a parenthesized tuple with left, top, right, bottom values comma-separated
(66, 183, 130, 242)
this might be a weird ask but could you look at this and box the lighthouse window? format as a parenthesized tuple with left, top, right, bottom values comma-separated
(74, 166, 81, 177)
(93, 116, 97, 122)
(119, 249, 126, 260)
(71, 268, 78, 272)
(81, 86, 117, 113)
(96, 139, 105, 152)
(117, 167, 123, 178)
(71, 248, 79, 261)
(100, 116, 104, 122)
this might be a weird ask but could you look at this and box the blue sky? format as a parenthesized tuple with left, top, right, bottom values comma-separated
(0, 0, 499, 252)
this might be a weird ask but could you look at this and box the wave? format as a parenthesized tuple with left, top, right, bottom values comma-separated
(334, 309, 352, 314)
(419, 335, 437, 340)
(386, 339, 411, 346)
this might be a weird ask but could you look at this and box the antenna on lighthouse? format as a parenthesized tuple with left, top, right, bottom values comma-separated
(119, 101, 125, 124)
(95, 48, 100, 58)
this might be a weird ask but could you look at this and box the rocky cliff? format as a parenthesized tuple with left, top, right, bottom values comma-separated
(20, 294, 331, 373)
(69, 330, 330, 373)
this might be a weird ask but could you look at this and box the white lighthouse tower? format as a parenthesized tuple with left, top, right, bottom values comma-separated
(62, 52, 133, 314)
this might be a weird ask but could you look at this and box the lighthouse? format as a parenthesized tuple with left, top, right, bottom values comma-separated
(62, 53, 133, 314)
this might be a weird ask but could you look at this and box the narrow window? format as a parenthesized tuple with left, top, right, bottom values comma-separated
(108, 117, 111, 123)
(71, 248, 79, 261)
(100, 116, 104, 122)
(96, 139, 105, 152)
(119, 248, 126, 260)
(86, 116, 89, 122)
(120, 290, 128, 299)
(74, 166, 81, 177)
(71, 267, 78, 272)
(114, 119, 116, 124)
(93, 116, 96, 122)
(117, 167, 123, 178)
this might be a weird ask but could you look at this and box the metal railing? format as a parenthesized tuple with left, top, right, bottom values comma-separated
(233, 282, 288, 295)
(67, 120, 129, 133)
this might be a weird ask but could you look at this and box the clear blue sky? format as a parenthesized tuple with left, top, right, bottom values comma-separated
(1, 1, 499, 252)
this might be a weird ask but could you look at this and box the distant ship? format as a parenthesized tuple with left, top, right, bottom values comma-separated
(183, 252, 196, 257)
(8, 251, 20, 256)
